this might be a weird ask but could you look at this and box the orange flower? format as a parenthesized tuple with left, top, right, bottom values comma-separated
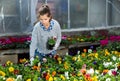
(103, 69, 109, 75)
(104, 49, 110, 56)
(81, 53, 86, 57)
(32, 65, 38, 70)
(45, 74, 50, 80)
(6, 78, 15, 81)
(83, 49, 87, 53)
(19, 58, 27, 63)
(80, 69, 86, 75)
(19, 59, 23, 63)
(52, 71, 56, 76)
(103, 69, 109, 73)
(84, 74, 92, 81)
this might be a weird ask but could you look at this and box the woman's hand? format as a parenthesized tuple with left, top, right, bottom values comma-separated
(51, 50, 57, 55)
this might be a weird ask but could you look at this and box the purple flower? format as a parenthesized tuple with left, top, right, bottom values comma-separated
(90, 46, 94, 49)
(112, 70, 117, 76)
(62, 35, 67, 40)
(93, 61, 97, 65)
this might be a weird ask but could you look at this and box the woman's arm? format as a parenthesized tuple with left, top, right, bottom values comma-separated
(30, 26, 38, 58)
(54, 22, 62, 50)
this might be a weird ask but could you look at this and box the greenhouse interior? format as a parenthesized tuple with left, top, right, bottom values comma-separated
(0, 0, 120, 81)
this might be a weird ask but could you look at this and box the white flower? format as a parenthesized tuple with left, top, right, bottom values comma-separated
(103, 62, 112, 68)
(108, 70, 112, 76)
(0, 76, 6, 80)
(106, 78, 111, 81)
(115, 67, 118, 71)
(103, 62, 108, 67)
(112, 56, 116, 61)
(88, 49, 92, 53)
(65, 71, 69, 79)
(42, 58, 47, 63)
(109, 62, 112, 65)
(77, 51, 80, 54)
(119, 58, 120, 61)
(16, 75, 22, 81)
(66, 52, 68, 55)
(38, 62, 41, 67)
(87, 68, 94, 75)
(30, 57, 34, 65)
(95, 70, 99, 74)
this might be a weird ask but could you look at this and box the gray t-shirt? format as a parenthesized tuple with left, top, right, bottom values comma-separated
(30, 19, 61, 57)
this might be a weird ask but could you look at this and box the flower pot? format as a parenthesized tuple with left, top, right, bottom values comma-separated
(46, 37, 56, 50)
(46, 43, 55, 50)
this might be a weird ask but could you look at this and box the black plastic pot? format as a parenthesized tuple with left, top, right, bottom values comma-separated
(46, 43, 55, 50)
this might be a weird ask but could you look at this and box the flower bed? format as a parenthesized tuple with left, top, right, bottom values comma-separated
(0, 42, 120, 81)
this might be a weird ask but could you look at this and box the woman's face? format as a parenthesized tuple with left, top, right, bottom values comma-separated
(39, 14, 51, 26)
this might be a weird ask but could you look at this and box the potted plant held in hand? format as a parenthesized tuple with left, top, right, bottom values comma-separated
(47, 36, 56, 50)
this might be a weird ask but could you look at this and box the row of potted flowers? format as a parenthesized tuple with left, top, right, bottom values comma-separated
(0, 35, 120, 49)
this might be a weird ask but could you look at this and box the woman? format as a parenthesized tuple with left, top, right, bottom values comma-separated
(30, 4, 61, 61)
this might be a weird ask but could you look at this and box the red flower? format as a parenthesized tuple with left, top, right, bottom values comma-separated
(117, 65, 120, 70)
(0, 38, 7, 45)
(9, 37, 18, 43)
(14, 69, 19, 75)
(26, 36, 31, 41)
(100, 39, 108, 46)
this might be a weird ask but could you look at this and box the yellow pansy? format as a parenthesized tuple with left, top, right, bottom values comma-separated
(60, 75, 65, 80)
(26, 79, 31, 81)
(77, 72, 81, 76)
(59, 61, 62, 64)
(105, 49, 110, 56)
(94, 53, 98, 58)
(54, 77, 57, 80)
(80, 39, 84, 42)
(64, 62, 69, 70)
(9, 67, 14, 72)
(72, 56, 77, 61)
(88, 53, 93, 57)
(0, 71, 6, 77)
(57, 57, 62, 61)
(48, 76, 53, 81)
(77, 56, 81, 62)
(6, 61, 13, 66)
(108, 59, 110, 61)
(92, 76, 98, 81)
(74, 78, 78, 81)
